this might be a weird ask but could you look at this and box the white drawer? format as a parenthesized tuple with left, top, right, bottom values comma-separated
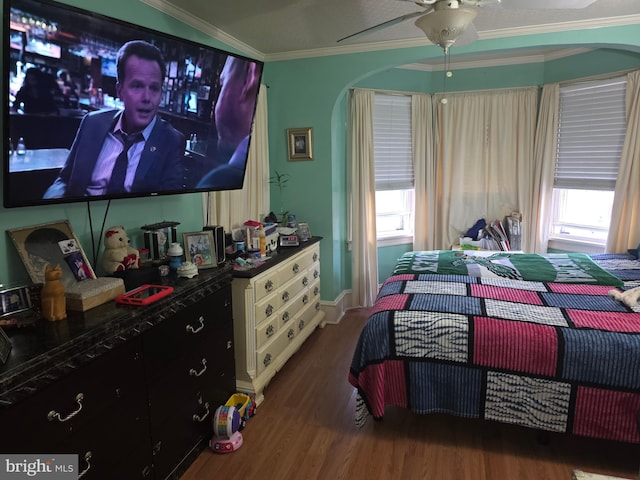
(277, 272, 308, 309)
(254, 270, 279, 302)
(308, 277, 320, 301)
(255, 314, 279, 349)
(278, 250, 313, 284)
(297, 299, 321, 334)
(278, 287, 311, 329)
(256, 326, 296, 376)
(254, 290, 280, 326)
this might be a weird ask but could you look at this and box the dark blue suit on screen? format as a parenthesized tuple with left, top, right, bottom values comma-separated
(43, 109, 186, 199)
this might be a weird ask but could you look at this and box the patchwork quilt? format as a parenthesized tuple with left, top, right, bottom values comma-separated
(393, 251, 624, 287)
(349, 273, 640, 443)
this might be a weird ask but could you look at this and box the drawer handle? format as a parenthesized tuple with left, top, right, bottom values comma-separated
(313, 252, 318, 262)
(313, 269, 319, 279)
(282, 291, 290, 303)
(313, 286, 319, 296)
(265, 304, 274, 317)
(287, 328, 295, 340)
(292, 263, 300, 274)
(186, 316, 205, 334)
(78, 451, 92, 479)
(302, 294, 309, 305)
(263, 353, 272, 367)
(48, 393, 84, 422)
(298, 319, 305, 331)
(302, 276, 309, 287)
(282, 311, 290, 323)
(265, 280, 274, 292)
(192, 402, 210, 423)
(189, 358, 207, 377)
(266, 324, 275, 338)
(315, 302, 321, 311)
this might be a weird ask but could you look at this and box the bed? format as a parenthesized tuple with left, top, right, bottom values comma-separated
(348, 250, 640, 444)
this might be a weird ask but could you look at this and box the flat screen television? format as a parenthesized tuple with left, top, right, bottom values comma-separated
(3, 0, 264, 208)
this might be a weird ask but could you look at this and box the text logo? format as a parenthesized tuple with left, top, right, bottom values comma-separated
(0, 455, 77, 479)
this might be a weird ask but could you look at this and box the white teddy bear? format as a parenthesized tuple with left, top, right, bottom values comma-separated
(102, 226, 140, 274)
(608, 286, 640, 308)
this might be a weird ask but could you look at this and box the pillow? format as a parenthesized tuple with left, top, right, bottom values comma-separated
(627, 242, 640, 259)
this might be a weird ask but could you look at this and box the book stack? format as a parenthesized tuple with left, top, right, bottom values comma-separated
(480, 219, 511, 251)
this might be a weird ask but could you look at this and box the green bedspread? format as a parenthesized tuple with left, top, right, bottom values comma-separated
(392, 250, 624, 286)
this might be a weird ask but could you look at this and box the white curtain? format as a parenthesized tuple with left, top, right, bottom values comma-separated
(607, 70, 640, 252)
(432, 88, 538, 249)
(203, 84, 270, 230)
(348, 89, 379, 307)
(412, 94, 436, 250)
(527, 84, 559, 254)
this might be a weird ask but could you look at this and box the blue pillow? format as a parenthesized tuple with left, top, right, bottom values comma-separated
(628, 242, 640, 259)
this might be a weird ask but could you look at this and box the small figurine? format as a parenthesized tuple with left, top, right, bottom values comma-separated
(41, 264, 66, 321)
(102, 226, 140, 274)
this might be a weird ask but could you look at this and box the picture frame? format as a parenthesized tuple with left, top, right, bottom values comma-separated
(297, 222, 311, 242)
(183, 231, 217, 269)
(287, 127, 313, 161)
(0, 326, 11, 365)
(0, 284, 32, 318)
(7, 220, 96, 290)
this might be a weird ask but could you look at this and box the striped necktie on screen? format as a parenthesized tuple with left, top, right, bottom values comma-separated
(107, 132, 144, 194)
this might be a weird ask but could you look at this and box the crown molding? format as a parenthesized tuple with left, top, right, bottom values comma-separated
(400, 47, 593, 71)
(139, 0, 640, 64)
(138, 0, 265, 61)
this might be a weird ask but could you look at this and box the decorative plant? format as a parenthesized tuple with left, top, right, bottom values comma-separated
(269, 170, 291, 224)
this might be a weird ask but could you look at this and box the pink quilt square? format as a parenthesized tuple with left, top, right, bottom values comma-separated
(471, 284, 544, 305)
(567, 309, 640, 333)
(474, 317, 558, 376)
(573, 387, 640, 443)
(546, 283, 614, 295)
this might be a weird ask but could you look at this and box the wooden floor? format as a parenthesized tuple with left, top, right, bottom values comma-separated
(180, 307, 639, 480)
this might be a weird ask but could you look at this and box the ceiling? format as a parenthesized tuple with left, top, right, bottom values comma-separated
(141, 0, 640, 66)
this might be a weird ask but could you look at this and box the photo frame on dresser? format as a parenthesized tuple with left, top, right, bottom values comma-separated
(183, 231, 217, 269)
(0, 326, 11, 364)
(7, 220, 96, 290)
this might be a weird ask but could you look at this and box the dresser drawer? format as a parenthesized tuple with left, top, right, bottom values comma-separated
(255, 325, 297, 376)
(254, 289, 280, 326)
(277, 272, 308, 309)
(253, 269, 280, 302)
(2, 337, 145, 454)
(143, 286, 232, 381)
(255, 313, 279, 349)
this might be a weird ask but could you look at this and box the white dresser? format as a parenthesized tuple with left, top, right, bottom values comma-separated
(232, 239, 325, 404)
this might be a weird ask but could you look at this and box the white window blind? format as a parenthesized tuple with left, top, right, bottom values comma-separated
(555, 76, 627, 190)
(373, 94, 413, 191)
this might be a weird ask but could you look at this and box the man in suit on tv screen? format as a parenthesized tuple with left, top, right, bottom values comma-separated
(43, 40, 185, 199)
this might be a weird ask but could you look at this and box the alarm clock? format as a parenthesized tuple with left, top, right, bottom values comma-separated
(279, 235, 299, 247)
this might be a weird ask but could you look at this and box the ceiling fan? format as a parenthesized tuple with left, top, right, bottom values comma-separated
(337, 0, 601, 52)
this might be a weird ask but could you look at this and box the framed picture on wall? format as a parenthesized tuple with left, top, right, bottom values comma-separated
(183, 231, 217, 269)
(287, 127, 313, 161)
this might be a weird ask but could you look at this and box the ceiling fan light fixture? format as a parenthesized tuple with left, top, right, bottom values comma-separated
(415, 6, 478, 51)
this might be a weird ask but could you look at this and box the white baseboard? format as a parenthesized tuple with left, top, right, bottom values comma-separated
(319, 289, 353, 325)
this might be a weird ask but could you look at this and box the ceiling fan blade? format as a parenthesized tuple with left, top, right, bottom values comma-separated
(337, 10, 427, 43)
(501, 0, 599, 9)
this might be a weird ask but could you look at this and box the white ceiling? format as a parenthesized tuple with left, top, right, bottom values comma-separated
(141, 0, 640, 65)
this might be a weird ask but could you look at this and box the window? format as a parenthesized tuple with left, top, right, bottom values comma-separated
(373, 93, 414, 244)
(549, 76, 627, 249)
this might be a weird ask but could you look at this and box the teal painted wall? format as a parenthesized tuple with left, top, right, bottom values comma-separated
(2, 0, 640, 305)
